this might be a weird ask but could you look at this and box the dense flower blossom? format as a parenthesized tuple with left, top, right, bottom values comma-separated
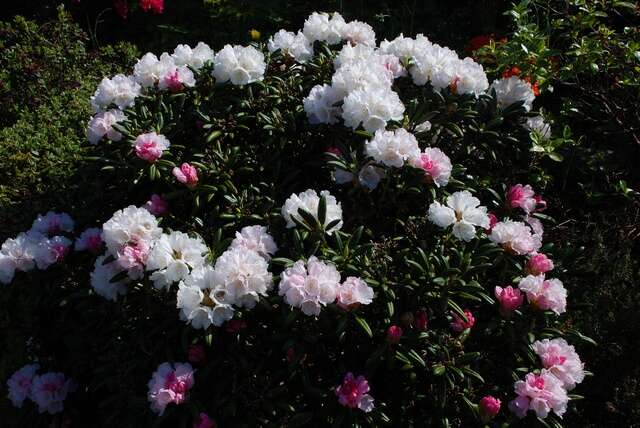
(450, 309, 475, 332)
(507, 184, 537, 213)
(331, 60, 393, 95)
(32, 235, 72, 269)
(0, 232, 43, 278)
(133, 53, 173, 88)
(494, 285, 524, 314)
(336, 276, 374, 310)
(139, 0, 164, 14)
(335, 373, 374, 412)
(479, 395, 501, 421)
(91, 74, 141, 112)
(144, 194, 169, 216)
(365, 128, 420, 168)
(7, 364, 39, 407)
(518, 275, 567, 315)
(193, 413, 215, 428)
(526, 253, 554, 276)
(90, 254, 129, 301)
(428, 190, 490, 241)
(146, 232, 209, 289)
(159, 66, 196, 92)
(87, 109, 125, 144)
(509, 370, 568, 419)
(489, 220, 542, 255)
(340, 20, 376, 46)
(532, 338, 585, 390)
(173, 163, 199, 188)
(342, 87, 405, 133)
(386, 325, 403, 344)
(31, 372, 73, 414)
(268, 30, 313, 62)
(380, 33, 430, 62)
(212, 45, 266, 85)
(527, 116, 551, 139)
(172, 42, 214, 70)
(281, 189, 343, 235)
(303, 84, 343, 125)
(229, 225, 278, 260)
(134, 132, 170, 162)
(31, 212, 74, 236)
(177, 265, 235, 329)
(490, 76, 536, 111)
(147, 362, 194, 415)
(278, 256, 340, 316)
(302, 12, 346, 45)
(411, 147, 452, 186)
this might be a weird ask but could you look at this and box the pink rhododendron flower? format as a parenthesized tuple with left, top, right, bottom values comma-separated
(411, 147, 452, 187)
(450, 309, 475, 332)
(494, 285, 524, 315)
(335, 373, 374, 413)
(518, 275, 567, 315)
(278, 256, 340, 316)
(336, 276, 374, 310)
(31, 212, 74, 236)
(479, 395, 501, 421)
(508, 370, 568, 419)
(526, 253, 554, 276)
(147, 362, 195, 415)
(524, 215, 544, 238)
(7, 364, 39, 407)
(75, 227, 103, 253)
(134, 132, 170, 163)
(31, 372, 74, 414)
(532, 338, 585, 390)
(173, 163, 199, 188)
(139, 0, 164, 14)
(188, 344, 206, 364)
(507, 184, 537, 213)
(193, 413, 215, 428)
(386, 325, 403, 344)
(117, 239, 151, 279)
(144, 194, 169, 216)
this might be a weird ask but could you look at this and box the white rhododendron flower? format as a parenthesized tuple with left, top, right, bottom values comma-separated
(340, 20, 376, 47)
(518, 275, 567, 315)
(31, 372, 74, 415)
(230, 225, 278, 260)
(268, 30, 313, 62)
(365, 128, 420, 168)
(75, 227, 103, 253)
(336, 276, 374, 310)
(32, 235, 72, 270)
(87, 109, 126, 144)
(281, 189, 343, 234)
(411, 44, 459, 88)
(31, 212, 74, 236)
(489, 220, 542, 255)
(177, 265, 235, 329)
(1, 232, 40, 273)
(302, 12, 346, 45)
(158, 65, 196, 92)
(172, 42, 214, 70)
(7, 364, 39, 407)
(428, 190, 490, 241)
(91, 74, 141, 112)
(90, 255, 129, 301)
(527, 116, 551, 139)
(490, 76, 536, 111)
(278, 256, 341, 316)
(411, 147, 452, 187)
(342, 87, 405, 133)
(213, 246, 273, 309)
(146, 232, 209, 290)
(332, 60, 393, 94)
(509, 370, 568, 419)
(334, 43, 376, 70)
(532, 338, 585, 390)
(451, 57, 489, 95)
(212, 45, 266, 85)
(133, 52, 175, 88)
(303, 84, 343, 125)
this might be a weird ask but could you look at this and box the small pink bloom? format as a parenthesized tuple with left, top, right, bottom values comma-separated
(31, 372, 74, 415)
(450, 309, 475, 332)
(386, 325, 403, 344)
(144, 194, 169, 216)
(507, 184, 537, 213)
(336, 276, 374, 310)
(147, 362, 195, 415)
(414, 310, 428, 331)
(163, 70, 183, 92)
(509, 370, 568, 419)
(336, 373, 374, 413)
(188, 344, 206, 364)
(7, 364, 39, 408)
(117, 239, 151, 278)
(494, 285, 524, 315)
(486, 212, 498, 231)
(411, 147, 452, 187)
(173, 163, 199, 188)
(134, 132, 170, 163)
(193, 413, 215, 428)
(479, 395, 501, 421)
(518, 275, 567, 315)
(75, 228, 103, 253)
(51, 240, 70, 262)
(526, 253, 554, 276)
(139, 0, 164, 14)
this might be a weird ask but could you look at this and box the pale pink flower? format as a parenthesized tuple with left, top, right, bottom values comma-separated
(117, 239, 151, 279)
(518, 275, 567, 315)
(336, 276, 374, 310)
(479, 395, 501, 421)
(489, 220, 542, 255)
(159, 68, 196, 92)
(230, 225, 278, 260)
(144, 194, 169, 216)
(31, 372, 73, 415)
(450, 309, 475, 332)
(386, 325, 403, 344)
(494, 285, 524, 314)
(193, 413, 215, 428)
(524, 215, 544, 238)
(278, 256, 340, 316)
(532, 338, 585, 390)
(31, 212, 74, 236)
(134, 132, 170, 162)
(507, 184, 537, 213)
(411, 147, 452, 187)
(75, 227, 103, 253)
(173, 163, 199, 188)
(526, 253, 554, 276)
(336, 373, 374, 413)
(7, 364, 39, 408)
(147, 362, 195, 415)
(509, 370, 568, 419)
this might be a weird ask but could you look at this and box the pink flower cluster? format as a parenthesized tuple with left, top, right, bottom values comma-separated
(509, 370, 568, 419)
(335, 372, 374, 413)
(147, 362, 195, 415)
(507, 184, 546, 214)
(479, 395, 501, 421)
(173, 163, 199, 188)
(450, 309, 475, 332)
(6, 364, 74, 414)
(134, 132, 171, 162)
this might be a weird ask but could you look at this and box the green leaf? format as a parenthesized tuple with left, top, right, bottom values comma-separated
(354, 316, 373, 338)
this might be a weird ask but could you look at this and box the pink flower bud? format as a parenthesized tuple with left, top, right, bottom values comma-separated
(450, 310, 475, 332)
(193, 413, 215, 428)
(144, 194, 168, 216)
(526, 253, 554, 276)
(479, 395, 501, 421)
(336, 373, 374, 413)
(386, 325, 403, 344)
(494, 285, 524, 315)
(172, 163, 199, 188)
(188, 344, 205, 364)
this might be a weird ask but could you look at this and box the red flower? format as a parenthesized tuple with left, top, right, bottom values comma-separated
(466, 34, 494, 53)
(139, 0, 164, 14)
(502, 66, 521, 78)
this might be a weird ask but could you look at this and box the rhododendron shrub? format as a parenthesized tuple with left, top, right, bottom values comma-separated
(2, 12, 594, 427)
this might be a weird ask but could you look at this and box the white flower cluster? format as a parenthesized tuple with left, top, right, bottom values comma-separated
(212, 45, 266, 85)
(490, 76, 536, 111)
(0, 212, 74, 285)
(365, 128, 420, 168)
(428, 191, 490, 241)
(268, 30, 314, 62)
(278, 256, 374, 316)
(176, 225, 277, 329)
(281, 189, 343, 235)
